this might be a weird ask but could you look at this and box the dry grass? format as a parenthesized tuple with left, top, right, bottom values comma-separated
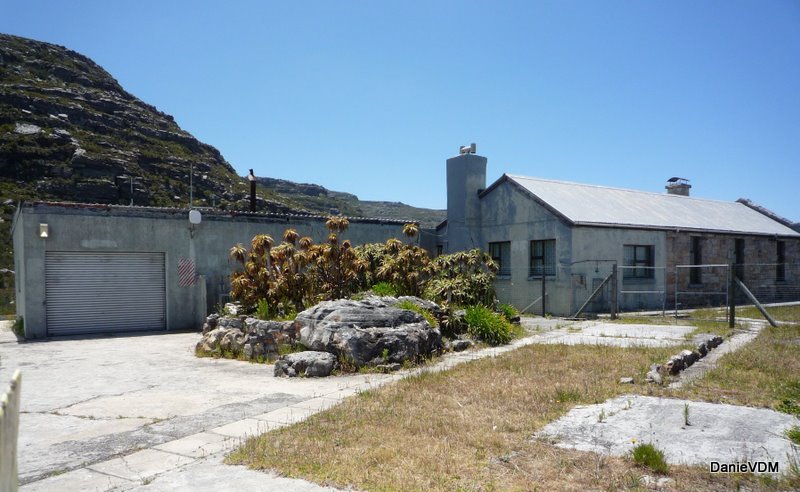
(663, 323, 800, 413)
(228, 342, 765, 490)
(694, 304, 800, 323)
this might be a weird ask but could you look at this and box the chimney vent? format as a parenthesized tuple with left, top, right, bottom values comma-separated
(665, 177, 691, 196)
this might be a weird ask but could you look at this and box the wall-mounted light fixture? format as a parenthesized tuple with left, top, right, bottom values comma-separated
(39, 223, 49, 238)
(189, 209, 202, 238)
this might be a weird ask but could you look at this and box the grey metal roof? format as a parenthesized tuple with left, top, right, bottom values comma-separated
(503, 175, 799, 237)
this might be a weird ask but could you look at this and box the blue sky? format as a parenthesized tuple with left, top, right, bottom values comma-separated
(3, 1, 799, 220)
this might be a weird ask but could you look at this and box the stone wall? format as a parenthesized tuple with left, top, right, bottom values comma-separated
(666, 232, 800, 308)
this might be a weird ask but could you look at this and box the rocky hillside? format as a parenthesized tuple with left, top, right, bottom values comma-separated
(0, 33, 444, 268)
(0, 33, 443, 220)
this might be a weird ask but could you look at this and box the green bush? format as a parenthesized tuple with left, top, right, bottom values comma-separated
(371, 281, 398, 297)
(256, 298, 270, 320)
(423, 249, 496, 306)
(498, 303, 519, 322)
(439, 306, 468, 338)
(631, 443, 669, 474)
(464, 305, 512, 346)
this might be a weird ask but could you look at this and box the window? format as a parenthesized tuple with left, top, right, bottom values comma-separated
(777, 240, 786, 282)
(488, 241, 511, 276)
(529, 239, 556, 277)
(436, 245, 443, 257)
(690, 236, 703, 284)
(623, 245, 654, 279)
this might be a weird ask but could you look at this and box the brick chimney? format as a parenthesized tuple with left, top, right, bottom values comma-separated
(665, 177, 691, 196)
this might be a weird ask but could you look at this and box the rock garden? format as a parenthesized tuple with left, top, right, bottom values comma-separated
(196, 217, 523, 376)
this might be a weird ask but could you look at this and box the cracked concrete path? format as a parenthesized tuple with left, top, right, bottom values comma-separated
(0, 315, 776, 490)
(536, 394, 799, 474)
(0, 326, 393, 489)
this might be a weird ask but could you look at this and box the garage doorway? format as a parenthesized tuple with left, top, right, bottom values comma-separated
(45, 252, 166, 336)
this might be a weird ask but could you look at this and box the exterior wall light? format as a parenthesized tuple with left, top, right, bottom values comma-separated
(189, 210, 202, 238)
(39, 223, 49, 238)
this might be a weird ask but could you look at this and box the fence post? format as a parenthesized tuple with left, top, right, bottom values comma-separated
(728, 261, 735, 328)
(610, 263, 618, 320)
(541, 272, 546, 317)
(1, 369, 21, 492)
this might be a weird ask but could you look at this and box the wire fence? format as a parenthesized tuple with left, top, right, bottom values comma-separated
(493, 261, 800, 318)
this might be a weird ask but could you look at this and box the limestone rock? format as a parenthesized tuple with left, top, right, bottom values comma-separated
(274, 351, 337, 378)
(297, 298, 442, 367)
(447, 339, 473, 352)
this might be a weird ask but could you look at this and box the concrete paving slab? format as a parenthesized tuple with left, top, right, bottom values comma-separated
(537, 394, 799, 474)
(124, 454, 337, 492)
(154, 432, 234, 459)
(577, 323, 694, 340)
(87, 449, 195, 482)
(288, 396, 343, 413)
(19, 467, 133, 492)
(208, 418, 284, 439)
(254, 405, 319, 425)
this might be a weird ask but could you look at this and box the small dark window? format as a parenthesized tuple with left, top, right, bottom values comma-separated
(690, 236, 703, 284)
(529, 239, 556, 277)
(623, 245, 654, 279)
(436, 245, 443, 257)
(734, 238, 745, 280)
(777, 241, 786, 282)
(488, 241, 511, 276)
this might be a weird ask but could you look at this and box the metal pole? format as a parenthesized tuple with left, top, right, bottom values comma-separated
(610, 263, 618, 320)
(728, 261, 735, 328)
(541, 270, 546, 317)
(189, 162, 193, 208)
(674, 265, 678, 318)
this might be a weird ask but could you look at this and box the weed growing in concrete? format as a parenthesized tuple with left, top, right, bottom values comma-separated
(11, 316, 23, 337)
(683, 403, 690, 426)
(786, 425, 800, 445)
(597, 408, 606, 423)
(631, 443, 669, 474)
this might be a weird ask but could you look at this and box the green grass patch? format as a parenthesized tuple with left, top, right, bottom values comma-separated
(785, 425, 800, 445)
(631, 443, 669, 474)
(396, 299, 438, 328)
(464, 305, 512, 345)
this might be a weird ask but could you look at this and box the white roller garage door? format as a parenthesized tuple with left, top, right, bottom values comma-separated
(45, 251, 166, 336)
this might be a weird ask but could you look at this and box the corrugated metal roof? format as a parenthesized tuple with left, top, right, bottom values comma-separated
(503, 175, 799, 237)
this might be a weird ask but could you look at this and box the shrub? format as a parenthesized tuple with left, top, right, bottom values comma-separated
(371, 281, 398, 297)
(631, 443, 669, 474)
(256, 298, 270, 320)
(464, 305, 512, 346)
(498, 303, 519, 322)
(424, 249, 497, 306)
(438, 306, 468, 338)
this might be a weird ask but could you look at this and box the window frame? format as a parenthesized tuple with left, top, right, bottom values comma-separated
(776, 240, 786, 282)
(623, 244, 655, 279)
(488, 241, 511, 277)
(529, 239, 556, 278)
(690, 236, 703, 285)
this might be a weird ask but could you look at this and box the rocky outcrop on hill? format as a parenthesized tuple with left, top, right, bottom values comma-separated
(0, 33, 248, 208)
